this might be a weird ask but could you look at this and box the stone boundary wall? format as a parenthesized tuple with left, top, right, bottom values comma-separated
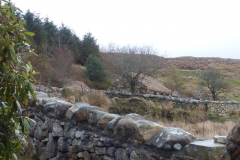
(104, 90, 240, 115)
(35, 85, 240, 115)
(23, 91, 204, 160)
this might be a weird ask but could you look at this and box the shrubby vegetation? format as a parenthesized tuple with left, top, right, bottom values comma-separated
(85, 55, 107, 83)
(107, 45, 164, 93)
(199, 68, 231, 100)
(19, 11, 102, 87)
(0, 1, 37, 158)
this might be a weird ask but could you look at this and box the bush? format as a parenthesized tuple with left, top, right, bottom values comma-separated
(85, 55, 107, 83)
(0, 1, 37, 158)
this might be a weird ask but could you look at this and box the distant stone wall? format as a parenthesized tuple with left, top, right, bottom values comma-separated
(104, 91, 240, 115)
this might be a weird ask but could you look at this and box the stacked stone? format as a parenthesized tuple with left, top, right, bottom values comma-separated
(23, 91, 197, 160)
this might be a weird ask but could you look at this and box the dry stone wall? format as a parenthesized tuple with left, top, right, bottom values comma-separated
(34, 85, 240, 115)
(104, 90, 240, 115)
(23, 91, 202, 160)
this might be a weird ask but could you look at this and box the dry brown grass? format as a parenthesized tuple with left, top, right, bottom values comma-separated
(82, 91, 111, 111)
(157, 120, 236, 139)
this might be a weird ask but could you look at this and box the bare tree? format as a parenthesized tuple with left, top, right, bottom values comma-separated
(111, 46, 164, 93)
(166, 67, 185, 92)
(52, 47, 74, 83)
(199, 68, 231, 101)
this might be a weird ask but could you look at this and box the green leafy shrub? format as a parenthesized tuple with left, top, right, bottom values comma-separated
(0, 1, 37, 159)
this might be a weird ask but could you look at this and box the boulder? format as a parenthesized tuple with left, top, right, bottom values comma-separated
(74, 105, 104, 122)
(65, 102, 90, 119)
(35, 91, 49, 99)
(54, 100, 73, 117)
(25, 117, 37, 128)
(79, 137, 98, 152)
(97, 113, 120, 129)
(130, 150, 140, 160)
(52, 123, 63, 137)
(43, 101, 57, 112)
(115, 148, 130, 160)
(64, 122, 72, 137)
(114, 114, 143, 137)
(21, 136, 37, 159)
(226, 123, 240, 159)
(107, 116, 122, 130)
(58, 137, 69, 152)
(133, 120, 165, 142)
(95, 147, 106, 155)
(44, 133, 58, 159)
(147, 127, 196, 150)
(106, 147, 116, 157)
(124, 113, 143, 120)
(185, 140, 230, 160)
(213, 135, 227, 144)
(34, 121, 43, 141)
(72, 138, 81, 152)
(87, 109, 107, 124)
(83, 151, 90, 160)
(75, 130, 85, 139)
(34, 91, 60, 107)
(103, 155, 115, 160)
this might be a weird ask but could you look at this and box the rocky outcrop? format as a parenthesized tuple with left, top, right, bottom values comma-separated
(110, 76, 171, 95)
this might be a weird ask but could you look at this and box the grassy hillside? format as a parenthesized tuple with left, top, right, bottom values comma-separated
(30, 52, 240, 101)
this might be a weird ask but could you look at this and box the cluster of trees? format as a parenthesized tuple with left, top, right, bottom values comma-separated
(20, 11, 108, 87)
(22, 11, 99, 65)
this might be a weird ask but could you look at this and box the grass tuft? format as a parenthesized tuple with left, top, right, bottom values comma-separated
(82, 91, 111, 111)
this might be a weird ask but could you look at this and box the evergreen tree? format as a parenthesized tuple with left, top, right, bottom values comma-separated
(79, 33, 100, 65)
(22, 10, 46, 54)
(85, 55, 107, 82)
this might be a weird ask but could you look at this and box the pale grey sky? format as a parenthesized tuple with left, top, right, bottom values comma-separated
(13, 0, 240, 59)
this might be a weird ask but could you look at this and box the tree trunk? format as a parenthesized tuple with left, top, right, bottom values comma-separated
(212, 92, 217, 101)
(130, 83, 136, 93)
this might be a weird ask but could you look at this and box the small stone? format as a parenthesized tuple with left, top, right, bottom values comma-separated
(213, 135, 227, 144)
(75, 131, 85, 138)
(173, 143, 182, 150)
(77, 152, 84, 158)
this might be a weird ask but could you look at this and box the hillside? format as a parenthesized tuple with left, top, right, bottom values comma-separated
(158, 57, 240, 101)
(100, 53, 240, 101)
(31, 52, 240, 102)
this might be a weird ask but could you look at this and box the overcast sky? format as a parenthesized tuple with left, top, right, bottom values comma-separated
(13, 0, 240, 59)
